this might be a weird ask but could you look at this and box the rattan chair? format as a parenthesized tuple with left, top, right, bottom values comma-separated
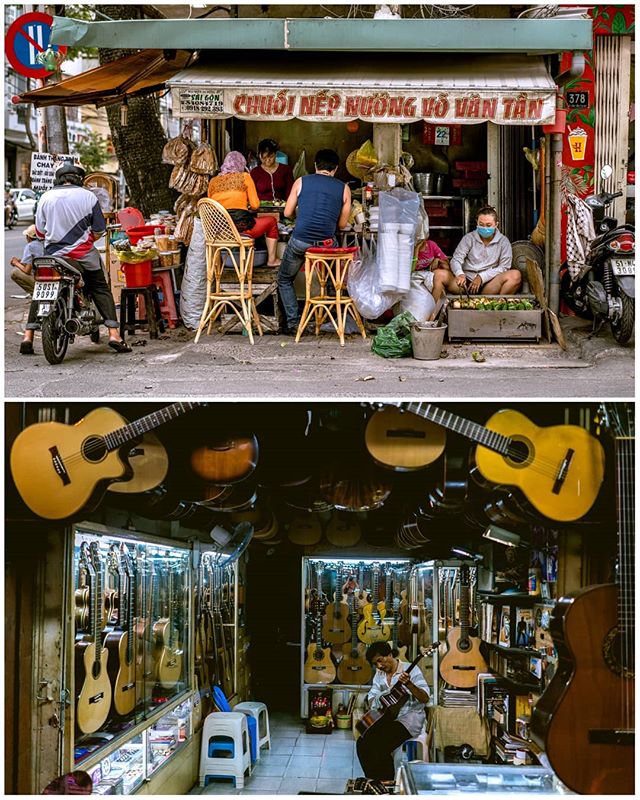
(195, 198, 263, 344)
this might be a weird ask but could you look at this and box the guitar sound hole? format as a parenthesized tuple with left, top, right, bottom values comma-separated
(507, 439, 530, 465)
(92, 662, 102, 679)
(82, 436, 107, 463)
(458, 639, 471, 653)
(604, 627, 635, 679)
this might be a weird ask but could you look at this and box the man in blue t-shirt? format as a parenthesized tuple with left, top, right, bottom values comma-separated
(278, 149, 351, 334)
(10, 224, 44, 354)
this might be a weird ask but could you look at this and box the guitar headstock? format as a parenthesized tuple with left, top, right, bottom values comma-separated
(107, 543, 121, 576)
(78, 541, 91, 583)
(120, 542, 134, 578)
(597, 403, 635, 440)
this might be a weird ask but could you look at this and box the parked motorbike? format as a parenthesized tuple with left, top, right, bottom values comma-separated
(32, 255, 102, 364)
(561, 165, 635, 344)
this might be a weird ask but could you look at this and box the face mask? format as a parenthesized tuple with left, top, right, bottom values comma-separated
(477, 225, 496, 238)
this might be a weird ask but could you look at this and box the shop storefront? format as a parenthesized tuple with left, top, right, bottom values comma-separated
(5, 400, 634, 795)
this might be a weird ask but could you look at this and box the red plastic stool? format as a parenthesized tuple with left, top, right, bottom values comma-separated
(153, 269, 180, 328)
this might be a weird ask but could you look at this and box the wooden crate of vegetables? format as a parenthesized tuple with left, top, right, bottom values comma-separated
(446, 294, 542, 342)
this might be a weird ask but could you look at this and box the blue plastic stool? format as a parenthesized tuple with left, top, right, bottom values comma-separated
(212, 686, 258, 763)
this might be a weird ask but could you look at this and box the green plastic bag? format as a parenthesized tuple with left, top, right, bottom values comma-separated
(371, 310, 416, 358)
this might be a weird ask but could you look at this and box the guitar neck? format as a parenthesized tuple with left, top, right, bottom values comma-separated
(103, 402, 201, 452)
(615, 436, 635, 645)
(398, 402, 511, 455)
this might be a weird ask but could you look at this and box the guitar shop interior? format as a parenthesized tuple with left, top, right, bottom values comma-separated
(5, 400, 633, 796)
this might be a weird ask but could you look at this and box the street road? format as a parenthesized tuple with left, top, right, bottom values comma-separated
(5, 228, 634, 399)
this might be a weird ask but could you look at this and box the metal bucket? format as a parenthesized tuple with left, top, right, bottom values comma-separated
(413, 173, 435, 194)
(411, 323, 447, 360)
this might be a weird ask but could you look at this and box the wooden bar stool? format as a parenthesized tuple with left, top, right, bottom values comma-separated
(119, 285, 165, 340)
(295, 246, 366, 346)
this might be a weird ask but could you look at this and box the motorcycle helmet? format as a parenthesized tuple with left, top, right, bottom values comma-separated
(55, 164, 85, 186)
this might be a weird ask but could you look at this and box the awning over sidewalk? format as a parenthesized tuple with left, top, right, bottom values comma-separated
(15, 50, 193, 108)
(167, 52, 557, 125)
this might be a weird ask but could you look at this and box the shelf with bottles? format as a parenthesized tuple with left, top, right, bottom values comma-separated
(147, 696, 193, 777)
(88, 733, 145, 795)
(70, 524, 192, 770)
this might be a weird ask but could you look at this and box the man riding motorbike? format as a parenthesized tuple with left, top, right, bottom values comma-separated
(5, 183, 17, 228)
(35, 163, 131, 353)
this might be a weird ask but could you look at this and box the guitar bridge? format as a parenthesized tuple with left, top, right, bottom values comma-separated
(552, 448, 574, 495)
(49, 446, 71, 486)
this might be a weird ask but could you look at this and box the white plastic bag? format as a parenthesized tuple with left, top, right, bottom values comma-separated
(179, 217, 207, 330)
(395, 271, 438, 322)
(348, 236, 399, 319)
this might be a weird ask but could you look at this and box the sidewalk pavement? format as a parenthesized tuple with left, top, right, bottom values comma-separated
(4, 301, 634, 399)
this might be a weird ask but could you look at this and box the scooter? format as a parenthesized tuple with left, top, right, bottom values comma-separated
(562, 165, 635, 344)
(32, 255, 102, 364)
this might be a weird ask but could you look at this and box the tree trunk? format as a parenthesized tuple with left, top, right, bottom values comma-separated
(97, 6, 175, 216)
(43, 4, 69, 154)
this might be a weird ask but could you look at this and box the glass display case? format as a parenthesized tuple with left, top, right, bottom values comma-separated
(146, 696, 193, 777)
(88, 733, 145, 795)
(301, 557, 415, 716)
(396, 762, 571, 794)
(71, 525, 192, 769)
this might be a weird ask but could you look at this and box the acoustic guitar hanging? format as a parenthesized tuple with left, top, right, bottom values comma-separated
(75, 542, 112, 734)
(530, 403, 635, 795)
(439, 565, 488, 688)
(372, 403, 605, 522)
(107, 432, 169, 495)
(10, 402, 203, 519)
(104, 543, 137, 717)
(337, 591, 372, 686)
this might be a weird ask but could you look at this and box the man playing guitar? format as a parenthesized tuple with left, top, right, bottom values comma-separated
(356, 641, 430, 786)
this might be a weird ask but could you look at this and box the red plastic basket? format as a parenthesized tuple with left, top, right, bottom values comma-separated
(127, 224, 165, 245)
(122, 260, 153, 287)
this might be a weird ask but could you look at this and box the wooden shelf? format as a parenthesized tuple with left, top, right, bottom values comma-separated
(479, 593, 538, 607)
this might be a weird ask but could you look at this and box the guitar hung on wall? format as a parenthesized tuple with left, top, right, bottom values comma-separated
(439, 565, 488, 689)
(10, 402, 202, 519)
(154, 565, 184, 690)
(358, 565, 391, 645)
(337, 591, 373, 686)
(134, 550, 155, 706)
(104, 544, 137, 717)
(370, 403, 606, 522)
(304, 589, 337, 685)
(356, 643, 439, 736)
(531, 403, 635, 795)
(322, 567, 351, 646)
(75, 542, 112, 735)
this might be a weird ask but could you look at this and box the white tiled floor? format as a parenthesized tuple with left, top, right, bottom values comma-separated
(193, 711, 363, 795)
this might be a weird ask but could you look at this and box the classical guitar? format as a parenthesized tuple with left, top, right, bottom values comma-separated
(288, 511, 322, 546)
(356, 643, 438, 736)
(397, 579, 411, 647)
(391, 595, 408, 662)
(74, 548, 90, 632)
(322, 567, 351, 645)
(357, 565, 391, 644)
(75, 542, 112, 734)
(365, 406, 447, 471)
(531, 403, 634, 795)
(337, 592, 372, 686)
(190, 433, 258, 485)
(104, 544, 137, 716)
(154, 566, 184, 689)
(134, 550, 154, 705)
(10, 402, 202, 519)
(326, 512, 362, 548)
(303, 609, 337, 685)
(380, 403, 606, 522)
(439, 565, 488, 689)
(107, 432, 169, 494)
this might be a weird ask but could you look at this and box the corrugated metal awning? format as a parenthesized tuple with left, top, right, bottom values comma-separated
(15, 50, 193, 108)
(167, 52, 557, 125)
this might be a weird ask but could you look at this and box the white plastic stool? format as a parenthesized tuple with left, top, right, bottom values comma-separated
(199, 712, 251, 788)
(234, 701, 271, 753)
(393, 727, 428, 770)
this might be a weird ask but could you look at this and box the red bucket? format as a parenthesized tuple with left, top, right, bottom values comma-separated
(122, 260, 153, 287)
(127, 224, 165, 245)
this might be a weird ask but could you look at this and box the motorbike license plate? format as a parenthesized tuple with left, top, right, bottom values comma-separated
(33, 281, 61, 301)
(611, 258, 635, 276)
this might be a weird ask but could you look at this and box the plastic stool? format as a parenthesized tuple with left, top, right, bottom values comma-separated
(199, 711, 251, 788)
(393, 728, 428, 770)
(119, 286, 165, 340)
(234, 701, 271, 753)
(153, 268, 179, 328)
